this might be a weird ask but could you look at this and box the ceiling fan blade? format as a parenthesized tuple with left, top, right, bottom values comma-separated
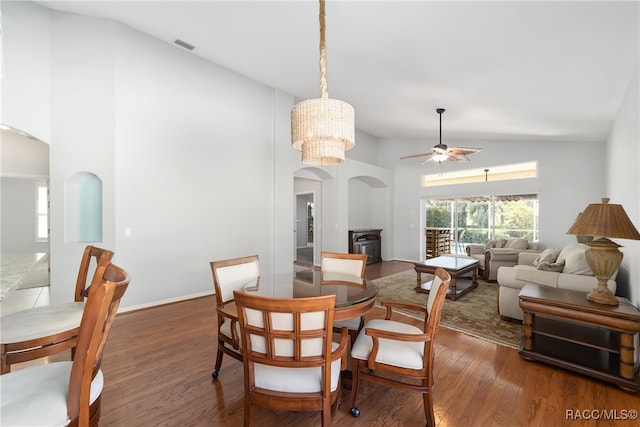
(448, 147, 482, 156)
(447, 153, 471, 162)
(400, 152, 435, 160)
(421, 156, 438, 164)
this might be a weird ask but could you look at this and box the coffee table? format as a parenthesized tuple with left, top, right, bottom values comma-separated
(413, 255, 479, 300)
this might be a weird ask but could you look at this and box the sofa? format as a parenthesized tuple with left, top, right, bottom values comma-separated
(465, 238, 542, 282)
(496, 243, 617, 321)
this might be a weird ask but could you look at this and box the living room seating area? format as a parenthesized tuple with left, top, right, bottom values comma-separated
(496, 242, 617, 321)
(466, 237, 542, 282)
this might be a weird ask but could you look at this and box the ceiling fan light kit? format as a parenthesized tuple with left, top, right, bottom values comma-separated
(291, 0, 355, 166)
(401, 108, 481, 165)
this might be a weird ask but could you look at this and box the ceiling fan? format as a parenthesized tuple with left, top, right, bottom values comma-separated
(401, 108, 481, 164)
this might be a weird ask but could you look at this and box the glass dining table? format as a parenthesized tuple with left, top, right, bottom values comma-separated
(218, 269, 378, 322)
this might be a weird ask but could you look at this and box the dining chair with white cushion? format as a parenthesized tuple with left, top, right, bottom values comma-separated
(321, 251, 368, 345)
(233, 291, 347, 427)
(0, 245, 114, 374)
(0, 261, 130, 427)
(349, 267, 451, 426)
(210, 254, 260, 379)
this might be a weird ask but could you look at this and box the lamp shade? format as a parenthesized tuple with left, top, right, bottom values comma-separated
(291, 98, 355, 165)
(566, 198, 640, 240)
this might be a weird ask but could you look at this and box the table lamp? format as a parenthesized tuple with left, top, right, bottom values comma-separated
(566, 198, 640, 306)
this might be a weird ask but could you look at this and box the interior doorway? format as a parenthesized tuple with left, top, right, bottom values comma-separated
(295, 193, 314, 266)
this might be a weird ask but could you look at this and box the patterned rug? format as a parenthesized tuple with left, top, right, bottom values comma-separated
(372, 270, 522, 348)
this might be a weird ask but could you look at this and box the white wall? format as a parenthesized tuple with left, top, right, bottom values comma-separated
(0, 129, 49, 254)
(607, 65, 640, 306)
(47, 11, 118, 304)
(1, 1, 51, 142)
(2, 3, 299, 308)
(349, 179, 373, 227)
(343, 160, 393, 260)
(346, 129, 380, 165)
(4, 2, 372, 309)
(0, 178, 48, 254)
(378, 138, 607, 261)
(112, 23, 283, 308)
(0, 131, 49, 178)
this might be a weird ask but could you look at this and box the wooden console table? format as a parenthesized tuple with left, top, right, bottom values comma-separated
(348, 229, 382, 264)
(519, 284, 640, 392)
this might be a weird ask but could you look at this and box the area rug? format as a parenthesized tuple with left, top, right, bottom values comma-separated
(372, 270, 521, 349)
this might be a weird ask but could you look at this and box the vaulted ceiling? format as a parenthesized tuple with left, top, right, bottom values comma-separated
(35, 1, 639, 143)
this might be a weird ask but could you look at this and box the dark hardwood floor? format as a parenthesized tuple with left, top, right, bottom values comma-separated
(12, 261, 638, 426)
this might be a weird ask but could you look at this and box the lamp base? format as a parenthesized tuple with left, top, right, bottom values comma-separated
(586, 285, 619, 306)
(584, 238, 622, 306)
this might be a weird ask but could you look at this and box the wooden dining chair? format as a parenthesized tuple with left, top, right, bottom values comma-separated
(0, 245, 114, 374)
(0, 261, 130, 427)
(210, 255, 260, 379)
(233, 291, 348, 427)
(349, 267, 451, 426)
(320, 252, 368, 345)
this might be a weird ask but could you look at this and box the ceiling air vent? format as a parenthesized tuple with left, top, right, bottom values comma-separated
(174, 39, 195, 51)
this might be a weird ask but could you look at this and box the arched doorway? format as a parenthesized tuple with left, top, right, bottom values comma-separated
(0, 125, 50, 304)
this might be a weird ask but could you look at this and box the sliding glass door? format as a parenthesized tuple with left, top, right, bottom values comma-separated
(425, 194, 538, 256)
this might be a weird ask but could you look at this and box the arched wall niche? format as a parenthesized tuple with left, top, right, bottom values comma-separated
(349, 175, 388, 189)
(65, 172, 103, 243)
(293, 166, 334, 181)
(348, 174, 390, 258)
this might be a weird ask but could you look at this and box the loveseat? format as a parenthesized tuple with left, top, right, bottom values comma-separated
(496, 243, 617, 321)
(465, 238, 542, 282)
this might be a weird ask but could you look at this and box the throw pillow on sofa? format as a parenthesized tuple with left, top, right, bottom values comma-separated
(483, 239, 500, 252)
(505, 238, 529, 250)
(537, 260, 565, 272)
(557, 243, 593, 275)
(533, 248, 562, 267)
(483, 238, 527, 252)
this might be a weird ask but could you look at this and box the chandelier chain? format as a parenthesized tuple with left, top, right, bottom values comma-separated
(319, 0, 328, 100)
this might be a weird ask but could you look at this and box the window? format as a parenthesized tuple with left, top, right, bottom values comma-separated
(36, 181, 48, 242)
(422, 161, 537, 187)
(425, 194, 539, 252)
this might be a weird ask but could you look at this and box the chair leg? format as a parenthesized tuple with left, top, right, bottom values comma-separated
(350, 360, 362, 417)
(348, 329, 357, 347)
(212, 346, 224, 379)
(423, 391, 435, 427)
(321, 399, 331, 427)
(244, 398, 253, 427)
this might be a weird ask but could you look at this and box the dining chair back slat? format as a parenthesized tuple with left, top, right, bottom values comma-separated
(74, 246, 114, 302)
